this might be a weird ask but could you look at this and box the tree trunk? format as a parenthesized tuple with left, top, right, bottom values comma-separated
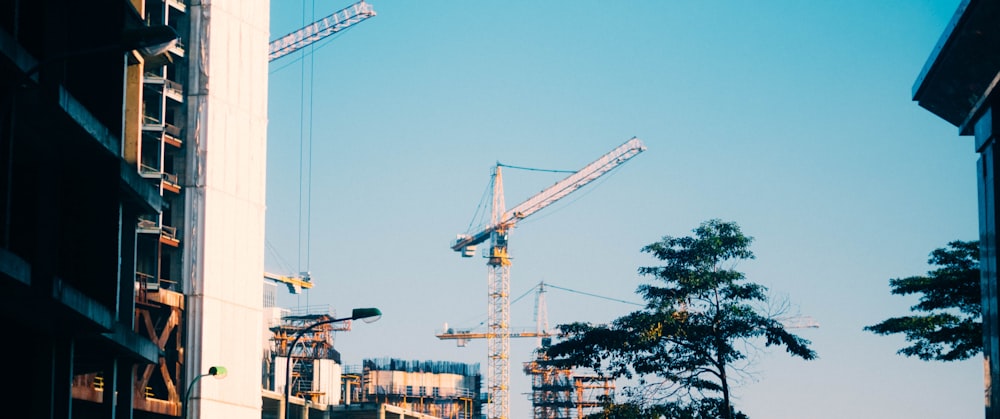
(718, 357, 731, 419)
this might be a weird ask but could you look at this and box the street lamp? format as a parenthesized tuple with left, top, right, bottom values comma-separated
(183, 365, 227, 419)
(283, 307, 381, 419)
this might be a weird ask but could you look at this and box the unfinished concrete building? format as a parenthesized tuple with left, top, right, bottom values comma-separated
(522, 349, 615, 419)
(1, 0, 269, 417)
(360, 358, 483, 419)
(259, 303, 482, 419)
(262, 307, 352, 417)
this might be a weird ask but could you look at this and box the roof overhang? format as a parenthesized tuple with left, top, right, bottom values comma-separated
(912, 0, 1000, 135)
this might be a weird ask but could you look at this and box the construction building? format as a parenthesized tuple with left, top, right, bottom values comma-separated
(262, 305, 351, 417)
(359, 358, 483, 419)
(1, 0, 269, 417)
(522, 346, 614, 419)
(259, 295, 483, 419)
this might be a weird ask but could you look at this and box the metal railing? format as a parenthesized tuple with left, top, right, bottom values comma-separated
(137, 217, 159, 231)
(142, 114, 162, 126)
(367, 384, 478, 400)
(160, 225, 177, 241)
(162, 172, 179, 186)
(164, 79, 183, 99)
(164, 123, 181, 138)
(139, 163, 160, 177)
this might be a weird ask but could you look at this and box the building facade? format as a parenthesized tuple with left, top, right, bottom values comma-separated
(0, 0, 269, 417)
(361, 358, 483, 419)
(912, 0, 1000, 417)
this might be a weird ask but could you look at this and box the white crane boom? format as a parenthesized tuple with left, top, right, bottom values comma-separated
(268, 0, 376, 62)
(452, 137, 647, 255)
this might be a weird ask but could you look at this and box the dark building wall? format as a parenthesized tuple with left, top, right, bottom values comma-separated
(913, 1, 1000, 417)
(0, 0, 164, 417)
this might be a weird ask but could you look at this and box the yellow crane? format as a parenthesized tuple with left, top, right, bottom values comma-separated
(437, 281, 554, 348)
(450, 138, 646, 419)
(263, 271, 313, 294)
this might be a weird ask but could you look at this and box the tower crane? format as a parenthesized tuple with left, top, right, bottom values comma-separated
(437, 281, 554, 348)
(268, 0, 376, 62)
(264, 1, 376, 294)
(450, 137, 646, 419)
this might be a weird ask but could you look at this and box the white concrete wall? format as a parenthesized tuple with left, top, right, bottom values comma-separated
(183, 0, 269, 418)
(273, 357, 343, 405)
(313, 359, 343, 405)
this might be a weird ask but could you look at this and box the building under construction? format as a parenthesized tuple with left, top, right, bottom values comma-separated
(263, 306, 351, 413)
(360, 358, 483, 419)
(1, 0, 271, 417)
(258, 297, 483, 419)
(523, 347, 614, 419)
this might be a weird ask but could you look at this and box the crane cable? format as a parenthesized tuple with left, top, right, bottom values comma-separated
(464, 163, 576, 235)
(458, 281, 642, 331)
(496, 162, 575, 174)
(542, 282, 643, 307)
(294, 0, 316, 307)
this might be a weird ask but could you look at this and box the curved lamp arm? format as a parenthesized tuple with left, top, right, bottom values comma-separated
(184, 366, 227, 419)
(283, 308, 380, 419)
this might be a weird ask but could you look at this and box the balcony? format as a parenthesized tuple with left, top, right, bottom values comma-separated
(136, 271, 158, 293)
(142, 114, 163, 132)
(164, 79, 183, 103)
(139, 163, 161, 180)
(140, 111, 182, 148)
(143, 72, 164, 84)
(163, 123, 182, 148)
(167, 40, 185, 59)
(136, 271, 178, 293)
(160, 225, 179, 247)
(161, 172, 181, 194)
(137, 217, 160, 234)
(136, 217, 181, 247)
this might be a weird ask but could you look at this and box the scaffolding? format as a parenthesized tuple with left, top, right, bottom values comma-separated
(523, 351, 614, 419)
(270, 308, 351, 400)
(360, 358, 483, 419)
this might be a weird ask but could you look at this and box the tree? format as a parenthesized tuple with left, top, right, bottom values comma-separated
(544, 219, 816, 419)
(864, 240, 981, 361)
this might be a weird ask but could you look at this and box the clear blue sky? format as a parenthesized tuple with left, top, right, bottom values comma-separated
(265, 1, 978, 418)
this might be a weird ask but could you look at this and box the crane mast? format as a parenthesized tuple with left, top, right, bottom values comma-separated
(268, 0, 376, 62)
(452, 137, 646, 419)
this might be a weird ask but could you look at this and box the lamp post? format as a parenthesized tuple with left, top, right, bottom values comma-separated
(283, 307, 381, 419)
(183, 365, 227, 419)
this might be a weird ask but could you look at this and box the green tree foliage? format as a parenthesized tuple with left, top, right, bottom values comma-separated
(864, 240, 981, 361)
(544, 219, 816, 419)
(584, 397, 749, 419)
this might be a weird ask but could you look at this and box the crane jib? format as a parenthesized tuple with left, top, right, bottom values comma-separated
(451, 137, 646, 255)
(267, 1, 376, 63)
